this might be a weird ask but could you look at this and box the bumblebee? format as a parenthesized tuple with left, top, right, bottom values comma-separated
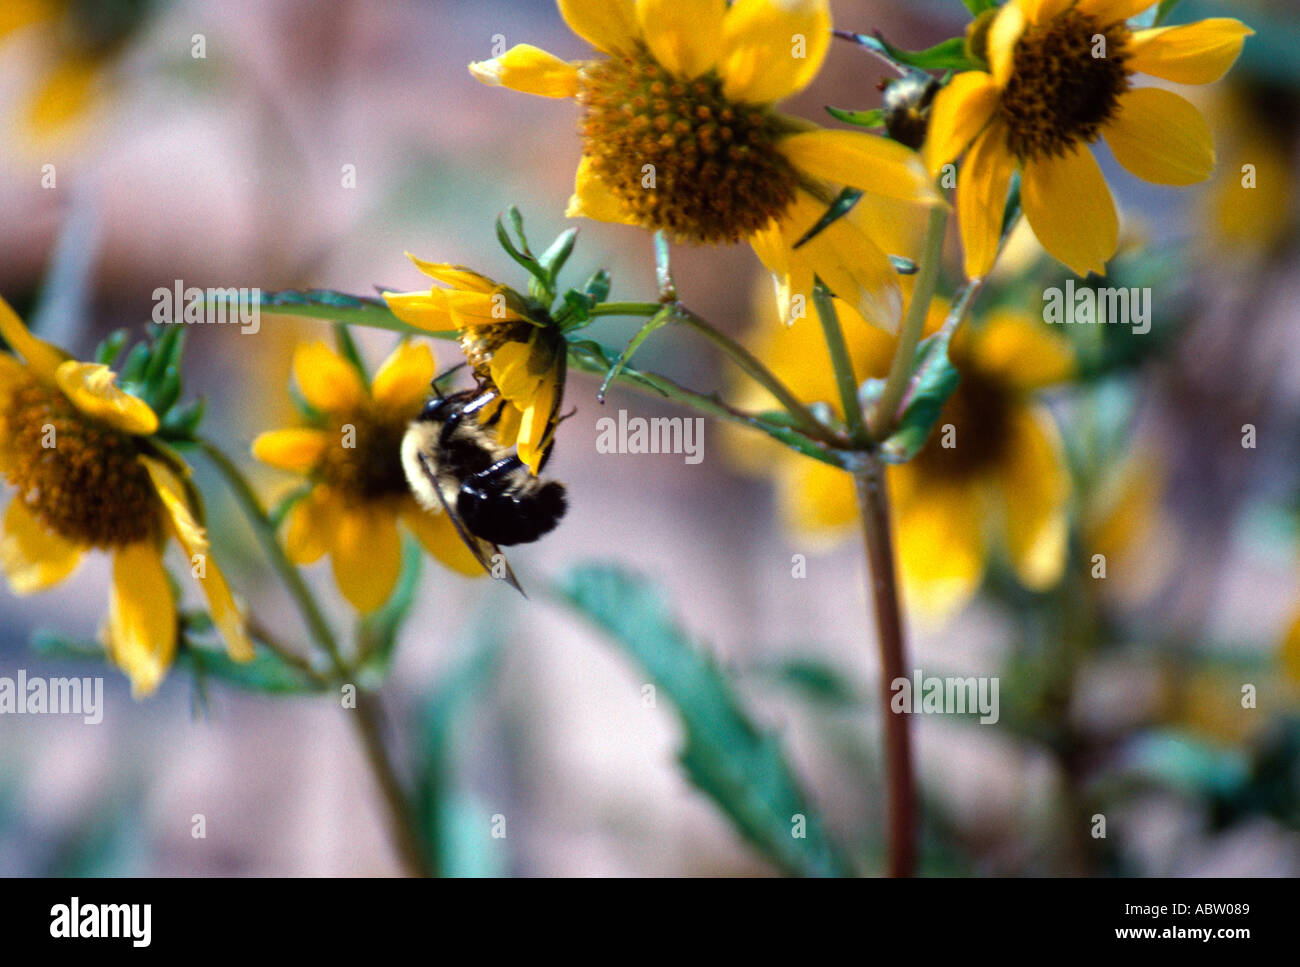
(402, 384, 567, 595)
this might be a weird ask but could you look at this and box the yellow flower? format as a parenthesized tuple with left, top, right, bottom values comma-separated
(0, 0, 144, 143)
(383, 254, 567, 475)
(0, 296, 251, 696)
(732, 290, 1074, 620)
(468, 0, 941, 330)
(926, 0, 1253, 278)
(252, 338, 485, 613)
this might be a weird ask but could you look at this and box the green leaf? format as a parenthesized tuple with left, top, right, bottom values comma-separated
(793, 188, 862, 250)
(597, 305, 674, 402)
(878, 329, 960, 464)
(159, 396, 205, 441)
(844, 32, 977, 71)
(554, 564, 850, 877)
(1154, 0, 1183, 26)
(495, 213, 550, 298)
(961, 0, 997, 15)
(357, 537, 423, 682)
(94, 329, 128, 366)
(757, 658, 861, 708)
(540, 227, 579, 287)
(333, 323, 368, 381)
(178, 642, 325, 695)
(825, 106, 884, 128)
(253, 289, 452, 338)
(583, 268, 612, 304)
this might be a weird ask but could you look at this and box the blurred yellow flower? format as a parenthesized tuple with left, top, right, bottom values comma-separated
(926, 0, 1252, 277)
(252, 338, 482, 614)
(0, 295, 251, 697)
(468, 0, 941, 329)
(383, 255, 566, 475)
(732, 290, 1075, 619)
(0, 0, 148, 143)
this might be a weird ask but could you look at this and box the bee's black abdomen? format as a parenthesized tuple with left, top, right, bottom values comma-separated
(458, 479, 567, 546)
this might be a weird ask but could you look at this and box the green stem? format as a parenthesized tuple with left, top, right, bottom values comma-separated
(870, 204, 948, 438)
(198, 437, 431, 877)
(585, 301, 664, 318)
(813, 284, 868, 447)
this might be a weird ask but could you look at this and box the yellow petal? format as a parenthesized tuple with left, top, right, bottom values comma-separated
(444, 288, 524, 328)
(923, 71, 1001, 176)
(140, 455, 252, 663)
(403, 254, 500, 293)
(0, 498, 82, 594)
(779, 129, 940, 204)
(517, 376, 558, 475)
(285, 488, 338, 566)
(55, 361, 158, 435)
(24, 56, 99, 138)
(566, 155, 635, 225)
(1021, 145, 1118, 277)
(494, 401, 524, 452)
(293, 340, 366, 414)
(372, 340, 435, 414)
(401, 501, 486, 578)
(1105, 87, 1214, 186)
(996, 406, 1070, 590)
(468, 44, 580, 98)
(0, 293, 68, 384)
(1018, 0, 1073, 24)
(105, 542, 177, 699)
(637, 0, 723, 79)
(251, 428, 330, 472)
(721, 0, 831, 104)
(0, 0, 49, 39)
(383, 290, 454, 333)
(1282, 610, 1300, 685)
(331, 505, 401, 613)
(557, 0, 638, 55)
(987, 2, 1027, 87)
(1078, 0, 1158, 25)
(971, 310, 1074, 390)
(1128, 19, 1253, 85)
(778, 458, 856, 539)
(957, 122, 1018, 279)
(488, 339, 545, 406)
(892, 475, 985, 620)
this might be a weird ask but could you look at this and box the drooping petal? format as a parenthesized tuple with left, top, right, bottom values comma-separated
(404, 254, 500, 293)
(1105, 86, 1214, 185)
(566, 155, 636, 225)
(54, 361, 158, 435)
(292, 341, 366, 415)
(987, 2, 1028, 87)
(140, 455, 252, 663)
(0, 499, 82, 594)
(401, 500, 487, 577)
(957, 122, 1018, 279)
(637, 0, 723, 79)
(557, 0, 638, 55)
(516, 374, 558, 474)
(372, 340, 435, 414)
(285, 488, 338, 566)
(1021, 145, 1118, 277)
(251, 428, 330, 472)
(0, 294, 69, 385)
(892, 475, 986, 620)
(383, 290, 455, 333)
(996, 406, 1070, 591)
(778, 129, 941, 204)
(488, 339, 545, 405)
(721, 0, 831, 105)
(1078, 0, 1158, 26)
(331, 505, 402, 614)
(1127, 18, 1253, 85)
(922, 71, 1001, 175)
(105, 541, 177, 699)
(970, 310, 1074, 390)
(468, 44, 581, 98)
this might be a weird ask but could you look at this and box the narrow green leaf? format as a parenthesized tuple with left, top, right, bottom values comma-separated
(597, 305, 673, 402)
(793, 188, 862, 250)
(843, 32, 976, 71)
(178, 642, 326, 695)
(334, 323, 368, 381)
(961, 0, 997, 15)
(495, 214, 549, 294)
(878, 329, 961, 463)
(94, 329, 128, 366)
(554, 564, 850, 877)
(583, 268, 612, 304)
(825, 106, 884, 128)
(540, 228, 579, 287)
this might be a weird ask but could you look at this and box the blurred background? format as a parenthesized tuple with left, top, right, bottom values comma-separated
(1, 0, 1297, 876)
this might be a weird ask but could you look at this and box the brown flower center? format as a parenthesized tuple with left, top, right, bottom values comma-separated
(2, 371, 161, 547)
(911, 363, 1014, 480)
(999, 10, 1132, 161)
(578, 44, 800, 244)
(318, 406, 413, 503)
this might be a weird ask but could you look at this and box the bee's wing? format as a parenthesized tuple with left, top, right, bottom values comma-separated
(417, 452, 526, 596)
